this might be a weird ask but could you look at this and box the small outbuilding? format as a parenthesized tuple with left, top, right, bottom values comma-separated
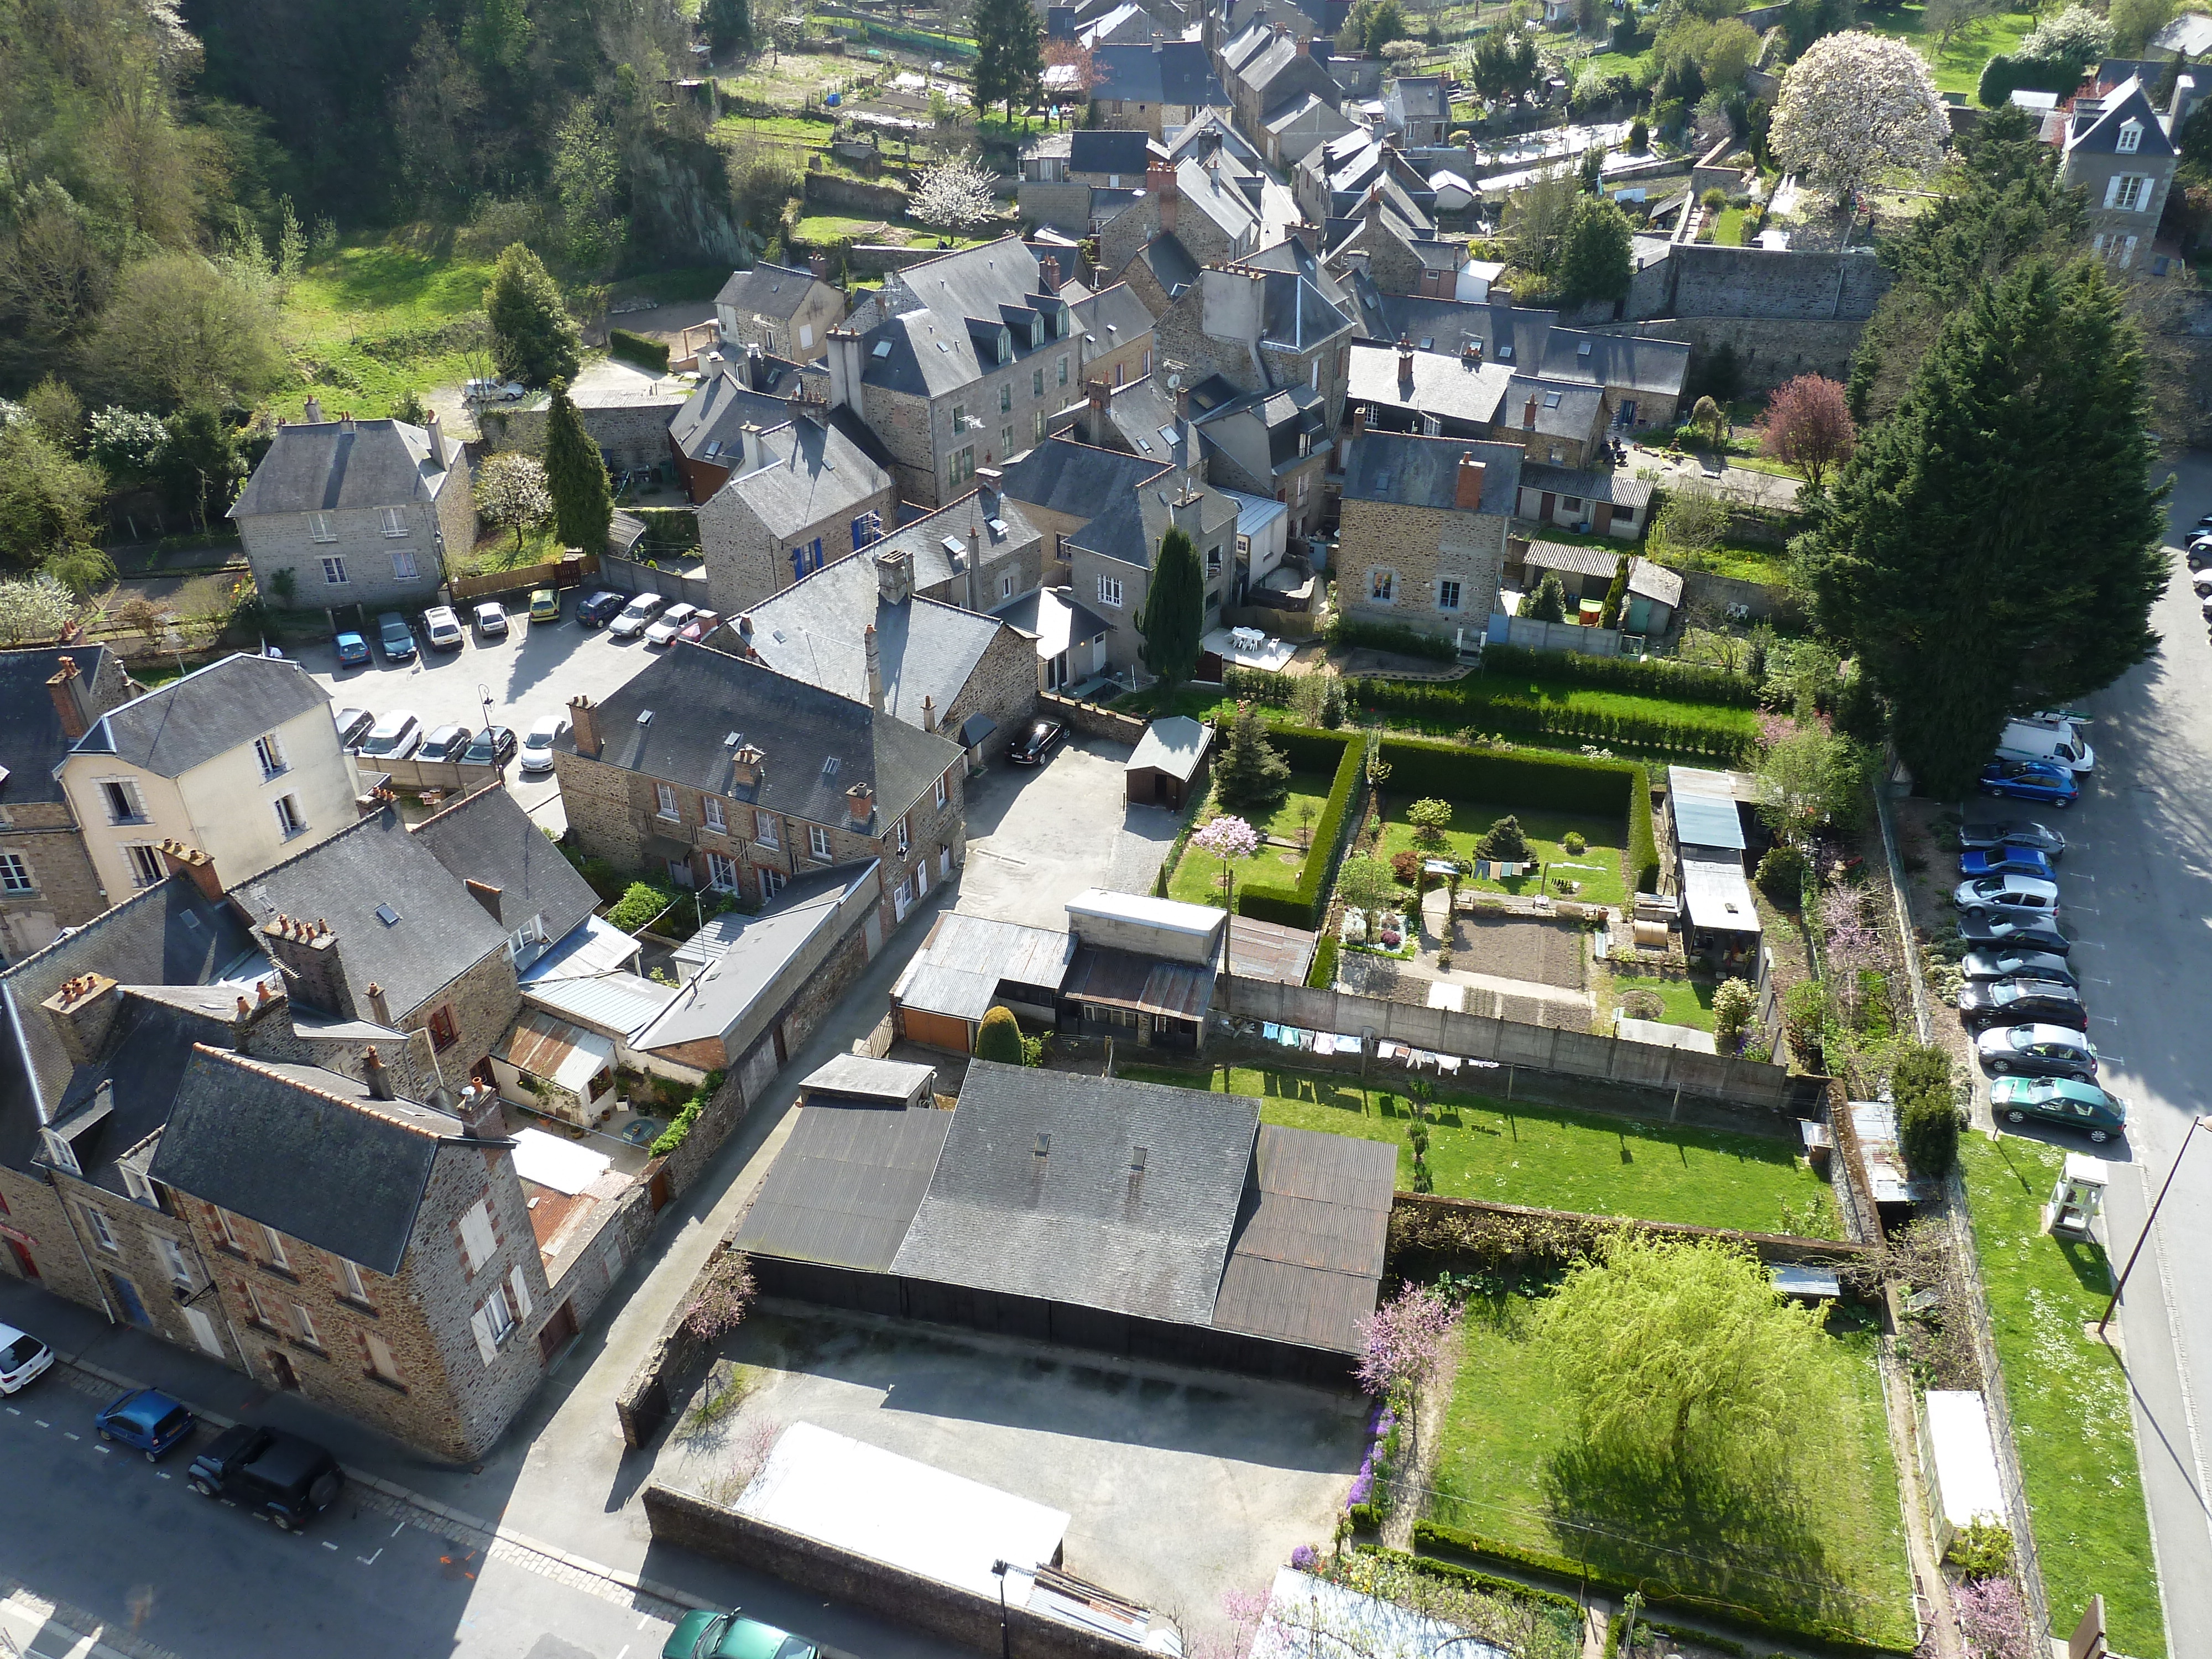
(1923, 1390, 2006, 1553)
(1124, 715, 1214, 809)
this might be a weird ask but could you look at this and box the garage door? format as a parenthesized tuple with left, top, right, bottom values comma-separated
(898, 1008, 973, 1053)
(735, 1035, 778, 1108)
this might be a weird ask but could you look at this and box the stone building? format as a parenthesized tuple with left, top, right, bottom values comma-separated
(1149, 260, 1357, 466)
(554, 644, 967, 935)
(0, 646, 136, 964)
(1219, 22, 1348, 168)
(1088, 40, 1229, 138)
(714, 260, 847, 361)
(1098, 158, 1263, 284)
(669, 352, 848, 503)
(491, 380, 691, 475)
(998, 436, 1177, 580)
(1382, 74, 1448, 147)
(55, 653, 361, 909)
(1186, 373, 1332, 535)
(1335, 432, 1522, 642)
(230, 404, 474, 622)
(1066, 465, 1244, 672)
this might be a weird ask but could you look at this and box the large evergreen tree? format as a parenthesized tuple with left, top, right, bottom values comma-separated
(1556, 196, 1632, 304)
(1213, 705, 1292, 815)
(1801, 256, 2166, 796)
(1136, 525, 1203, 693)
(484, 243, 581, 387)
(973, 0, 1043, 122)
(543, 380, 613, 552)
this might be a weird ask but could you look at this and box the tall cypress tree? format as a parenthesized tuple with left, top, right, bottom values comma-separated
(543, 380, 613, 553)
(1136, 525, 1204, 696)
(973, 0, 1042, 122)
(483, 243, 581, 387)
(1801, 256, 2166, 796)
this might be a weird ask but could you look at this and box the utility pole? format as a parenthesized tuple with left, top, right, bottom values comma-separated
(2100, 1115, 2208, 1334)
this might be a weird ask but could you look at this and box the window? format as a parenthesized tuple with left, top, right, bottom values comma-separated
(1001, 424, 1014, 455)
(122, 1164, 157, 1206)
(2119, 120, 2143, 153)
(895, 814, 911, 854)
(936, 770, 949, 809)
(82, 1206, 119, 1254)
(1001, 573, 1014, 599)
(477, 1284, 515, 1347)
(799, 322, 815, 350)
(241, 1279, 276, 1329)
(261, 1225, 291, 1272)
(334, 1255, 371, 1305)
(952, 401, 968, 432)
(1058, 356, 1070, 387)
(2109, 174, 2148, 212)
(379, 508, 409, 538)
(808, 823, 832, 861)
(759, 866, 786, 899)
(1097, 575, 1124, 607)
(273, 796, 307, 838)
(1114, 362, 1125, 387)
(1369, 568, 1395, 603)
(457, 1198, 497, 1275)
(254, 733, 287, 776)
(950, 448, 975, 491)
(787, 536, 825, 581)
(211, 1207, 249, 1255)
(703, 796, 726, 833)
(1032, 367, 1045, 397)
(390, 550, 418, 581)
(321, 556, 347, 586)
(1034, 410, 1046, 442)
(0, 853, 32, 894)
(706, 851, 741, 891)
(754, 811, 780, 849)
(507, 916, 544, 959)
(363, 1330, 403, 1385)
(1562, 497, 1582, 513)
(999, 383, 1013, 415)
(291, 1303, 321, 1349)
(308, 513, 336, 542)
(1311, 359, 1319, 390)
(100, 780, 143, 823)
(656, 782, 679, 819)
(152, 1233, 191, 1291)
(427, 1003, 460, 1051)
(1206, 544, 1222, 574)
(1438, 578, 1463, 612)
(124, 844, 164, 887)
(852, 510, 882, 548)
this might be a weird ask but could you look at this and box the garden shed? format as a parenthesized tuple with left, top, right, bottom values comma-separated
(1125, 715, 1214, 808)
(1923, 1390, 2006, 1553)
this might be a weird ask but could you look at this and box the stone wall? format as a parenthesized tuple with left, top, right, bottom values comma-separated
(1626, 243, 1891, 324)
(1678, 567, 1797, 625)
(802, 170, 912, 217)
(1018, 181, 1095, 236)
(1038, 692, 1147, 744)
(651, 1065, 754, 1200)
(1628, 316, 1871, 396)
(239, 494, 451, 614)
(849, 244, 941, 276)
(0, 810, 106, 961)
(495, 399, 686, 472)
(945, 624, 1043, 764)
(1335, 497, 1505, 641)
(615, 1234, 736, 1448)
(404, 947, 526, 1084)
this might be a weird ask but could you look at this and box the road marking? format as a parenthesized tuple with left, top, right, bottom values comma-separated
(155, 1471, 169, 1479)
(2070, 905, 2101, 914)
(639, 1616, 653, 1631)
(617, 1648, 629, 1659)
(33, 1421, 48, 1428)
(61, 1432, 77, 1441)
(357, 1549, 381, 1567)
(321, 1541, 338, 1551)
(95, 1446, 108, 1455)
(2093, 1016, 2123, 1024)
(4, 1407, 16, 1415)
(391, 1522, 406, 1538)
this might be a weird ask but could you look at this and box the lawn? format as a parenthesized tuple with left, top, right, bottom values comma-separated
(1429, 1288, 1915, 1648)
(1117, 673, 1760, 743)
(1375, 803, 1627, 910)
(1608, 971, 1717, 1031)
(1864, 3, 2038, 97)
(1710, 206, 1750, 246)
(1117, 1063, 1838, 1235)
(1167, 774, 1335, 907)
(276, 237, 500, 420)
(1961, 1134, 2165, 1658)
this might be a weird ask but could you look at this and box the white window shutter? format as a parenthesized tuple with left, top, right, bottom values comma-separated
(470, 1305, 499, 1366)
(508, 1263, 533, 1322)
(459, 1201, 495, 1274)
(2104, 175, 2122, 208)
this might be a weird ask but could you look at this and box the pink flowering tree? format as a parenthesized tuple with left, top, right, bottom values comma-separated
(1193, 815, 1261, 898)
(1953, 1577, 2035, 1659)
(1356, 1283, 1458, 1465)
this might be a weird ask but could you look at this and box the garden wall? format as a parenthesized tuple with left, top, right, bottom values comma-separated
(802, 169, 912, 216)
(1039, 690, 1147, 744)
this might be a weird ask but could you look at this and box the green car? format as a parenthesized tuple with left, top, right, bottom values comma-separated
(1990, 1076, 2126, 1142)
(662, 1611, 818, 1659)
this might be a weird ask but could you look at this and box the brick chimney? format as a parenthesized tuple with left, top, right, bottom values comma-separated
(262, 914, 353, 1018)
(365, 982, 393, 1026)
(975, 466, 1003, 514)
(454, 1082, 505, 1140)
(1396, 334, 1415, 386)
(1272, 18, 1290, 34)
(1291, 221, 1319, 253)
(1148, 160, 1177, 233)
(1086, 378, 1112, 446)
(46, 655, 92, 742)
(423, 408, 447, 471)
(810, 251, 829, 279)
(464, 879, 503, 921)
(363, 1044, 395, 1102)
(42, 974, 122, 1071)
(1039, 254, 1061, 293)
(568, 695, 601, 759)
(1297, 33, 1313, 54)
(921, 695, 938, 733)
(340, 413, 356, 434)
(846, 781, 875, 829)
(1522, 395, 1538, 430)
(864, 623, 884, 713)
(1365, 183, 1383, 231)
(1455, 451, 1487, 510)
(731, 743, 764, 787)
(156, 839, 223, 904)
(1352, 404, 1368, 436)
(876, 543, 914, 606)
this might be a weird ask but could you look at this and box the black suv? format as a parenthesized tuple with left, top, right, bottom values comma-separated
(187, 1425, 344, 1531)
(1958, 977, 2088, 1032)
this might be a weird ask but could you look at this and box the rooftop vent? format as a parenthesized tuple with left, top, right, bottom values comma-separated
(822, 755, 841, 777)
(1131, 1145, 1147, 1170)
(724, 731, 743, 747)
(1034, 1132, 1051, 1157)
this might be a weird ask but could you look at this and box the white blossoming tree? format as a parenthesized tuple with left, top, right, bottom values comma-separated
(1771, 32, 1947, 208)
(0, 573, 79, 646)
(910, 155, 999, 237)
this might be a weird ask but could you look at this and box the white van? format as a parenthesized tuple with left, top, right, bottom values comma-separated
(1996, 719, 2095, 773)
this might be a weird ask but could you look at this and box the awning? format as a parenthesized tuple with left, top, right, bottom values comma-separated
(959, 713, 998, 748)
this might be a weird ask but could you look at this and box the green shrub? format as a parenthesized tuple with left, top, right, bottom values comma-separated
(1377, 736, 1636, 815)
(633, 505, 700, 549)
(1946, 1519, 2014, 1580)
(1712, 977, 1756, 1055)
(1350, 1543, 1583, 1621)
(974, 1005, 1025, 1065)
(1474, 814, 1531, 860)
(1480, 643, 1763, 708)
(1783, 978, 1828, 1070)
(609, 327, 672, 370)
(1308, 935, 1340, 987)
(648, 1070, 727, 1158)
(1326, 613, 1460, 661)
(607, 879, 679, 932)
(1627, 770, 1658, 890)
(1234, 726, 1362, 927)
(1347, 1501, 1384, 1532)
(1894, 1042, 1961, 1177)
(1756, 842, 1807, 903)
(1562, 830, 1587, 855)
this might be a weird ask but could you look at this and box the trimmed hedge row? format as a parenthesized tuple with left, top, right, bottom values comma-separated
(1235, 725, 1363, 928)
(609, 327, 671, 370)
(1378, 735, 1660, 893)
(1357, 678, 1754, 761)
(1326, 613, 1460, 662)
(1412, 1521, 1910, 1659)
(1352, 1542, 1583, 1623)
(1482, 641, 1763, 708)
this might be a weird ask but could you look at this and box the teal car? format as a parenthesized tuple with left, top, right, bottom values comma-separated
(1991, 1076, 2126, 1142)
(662, 1612, 817, 1659)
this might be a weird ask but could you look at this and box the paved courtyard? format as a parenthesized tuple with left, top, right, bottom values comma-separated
(955, 734, 1181, 927)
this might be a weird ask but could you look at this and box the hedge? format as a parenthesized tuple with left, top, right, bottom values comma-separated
(1352, 1543, 1582, 1622)
(1481, 642, 1762, 708)
(648, 1069, 727, 1158)
(1377, 736, 1661, 894)
(1234, 725, 1363, 928)
(1326, 613, 1460, 662)
(609, 327, 671, 371)
(631, 505, 700, 550)
(1307, 935, 1340, 988)
(1412, 1521, 1911, 1659)
(1355, 678, 1754, 761)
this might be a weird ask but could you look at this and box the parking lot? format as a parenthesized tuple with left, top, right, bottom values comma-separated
(956, 734, 1182, 928)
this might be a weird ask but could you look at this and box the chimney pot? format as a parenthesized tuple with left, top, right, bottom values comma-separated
(41, 973, 121, 1072)
(46, 654, 93, 743)
(864, 622, 884, 714)
(846, 781, 875, 829)
(304, 395, 325, 424)
(156, 841, 223, 904)
(810, 251, 829, 279)
(921, 694, 937, 733)
(1522, 396, 1538, 430)
(363, 1045, 394, 1102)
(1040, 254, 1061, 293)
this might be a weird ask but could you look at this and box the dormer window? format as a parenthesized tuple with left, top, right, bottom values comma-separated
(2119, 119, 2143, 154)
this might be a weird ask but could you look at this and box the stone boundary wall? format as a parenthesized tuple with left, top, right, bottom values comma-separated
(1631, 316, 1870, 395)
(1628, 243, 1892, 324)
(803, 169, 912, 217)
(1039, 691, 1148, 745)
(1678, 567, 1794, 625)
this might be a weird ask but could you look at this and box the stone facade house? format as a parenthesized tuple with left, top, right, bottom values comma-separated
(56, 653, 361, 909)
(714, 260, 847, 361)
(1187, 374, 1332, 535)
(1151, 260, 1357, 451)
(554, 644, 967, 935)
(1099, 159, 1264, 284)
(2052, 74, 2181, 268)
(667, 352, 831, 503)
(1072, 281, 1159, 392)
(231, 405, 474, 622)
(1066, 466, 1244, 672)
(0, 646, 135, 964)
(491, 380, 690, 475)
(1515, 462, 1651, 539)
(999, 436, 1177, 582)
(1220, 22, 1345, 168)
(1336, 432, 1522, 642)
(1089, 40, 1229, 138)
(1383, 74, 1448, 147)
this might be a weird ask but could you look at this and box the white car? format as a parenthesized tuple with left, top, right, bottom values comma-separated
(463, 378, 527, 402)
(358, 709, 423, 761)
(520, 713, 569, 774)
(422, 605, 464, 650)
(608, 593, 665, 638)
(643, 602, 699, 646)
(474, 601, 508, 638)
(0, 1323, 53, 1394)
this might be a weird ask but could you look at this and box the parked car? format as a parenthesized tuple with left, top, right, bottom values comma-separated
(422, 605, 465, 650)
(2188, 540, 2212, 572)
(1959, 844, 2055, 880)
(376, 612, 418, 663)
(1976, 759, 2077, 806)
(678, 608, 722, 644)
(187, 1425, 344, 1531)
(1975, 1022, 2099, 1080)
(1957, 820, 2066, 859)
(1995, 718, 2094, 773)
(474, 601, 509, 638)
(2194, 568, 2212, 597)
(643, 601, 698, 646)
(519, 714, 568, 773)
(332, 706, 375, 751)
(0, 1323, 53, 1394)
(1990, 1076, 2127, 1142)
(357, 710, 422, 762)
(577, 589, 628, 628)
(1955, 914, 2072, 955)
(661, 1610, 819, 1659)
(1959, 949, 2077, 988)
(1957, 977, 2087, 1031)
(417, 723, 472, 763)
(461, 726, 517, 768)
(1008, 719, 1065, 766)
(95, 1387, 195, 1462)
(464, 378, 527, 402)
(529, 588, 561, 624)
(609, 593, 665, 638)
(1953, 874, 2061, 922)
(333, 631, 370, 668)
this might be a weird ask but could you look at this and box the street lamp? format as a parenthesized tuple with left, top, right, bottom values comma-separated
(477, 681, 495, 737)
(2099, 1114, 2209, 1335)
(989, 1559, 1013, 1659)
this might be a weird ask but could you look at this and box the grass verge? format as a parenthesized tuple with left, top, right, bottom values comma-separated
(1863, 2, 2038, 97)
(1608, 972, 1718, 1031)
(1376, 805, 1626, 910)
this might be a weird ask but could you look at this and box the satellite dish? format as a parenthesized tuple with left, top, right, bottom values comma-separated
(1167, 372, 1182, 389)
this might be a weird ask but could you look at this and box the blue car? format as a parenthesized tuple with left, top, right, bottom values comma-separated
(333, 632, 370, 668)
(1960, 844, 2056, 880)
(95, 1387, 195, 1462)
(1978, 759, 2077, 807)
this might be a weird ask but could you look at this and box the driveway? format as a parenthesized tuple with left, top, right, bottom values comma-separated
(956, 734, 1182, 928)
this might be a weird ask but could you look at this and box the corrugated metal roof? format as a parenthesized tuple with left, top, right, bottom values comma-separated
(733, 1103, 954, 1270)
(801, 1053, 938, 1104)
(1671, 789, 1746, 852)
(1680, 855, 1760, 933)
(497, 1010, 614, 1091)
(524, 971, 677, 1041)
(1211, 1124, 1394, 1354)
(1063, 946, 1213, 1021)
(1224, 915, 1318, 986)
(894, 911, 1074, 1018)
(895, 962, 1001, 1022)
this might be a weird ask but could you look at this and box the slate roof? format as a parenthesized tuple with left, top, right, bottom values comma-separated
(1172, 158, 1263, 246)
(1211, 1123, 1394, 1354)
(670, 363, 825, 466)
(1359, 289, 1556, 367)
(1229, 32, 1342, 117)
(859, 238, 1070, 400)
(860, 489, 1041, 593)
(233, 805, 509, 1019)
(69, 653, 328, 780)
(990, 586, 1114, 656)
(2066, 76, 2176, 155)
(1346, 339, 1514, 425)
(1094, 374, 1184, 464)
(1244, 268, 1354, 351)
(231, 418, 456, 519)
(1133, 232, 1202, 304)
(1072, 280, 1157, 361)
(716, 262, 829, 320)
(1517, 461, 1652, 510)
(719, 416, 894, 540)
(43, 990, 234, 1195)
(1502, 377, 1606, 445)
(1386, 74, 1448, 121)
(570, 643, 963, 824)
(0, 644, 114, 806)
(1070, 129, 1154, 176)
(1092, 40, 1226, 106)
(1534, 331, 1689, 397)
(1065, 473, 1241, 570)
(148, 1047, 469, 1277)
(733, 1099, 954, 1271)
(890, 1061, 1262, 1326)
(1342, 431, 1523, 517)
(998, 436, 1173, 521)
(1191, 379, 1328, 473)
(411, 784, 599, 953)
(1163, 107, 1267, 170)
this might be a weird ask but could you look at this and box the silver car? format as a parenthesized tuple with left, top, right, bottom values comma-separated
(519, 713, 568, 774)
(357, 710, 422, 761)
(1975, 1022, 2098, 1081)
(1953, 874, 2060, 921)
(609, 593, 665, 639)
